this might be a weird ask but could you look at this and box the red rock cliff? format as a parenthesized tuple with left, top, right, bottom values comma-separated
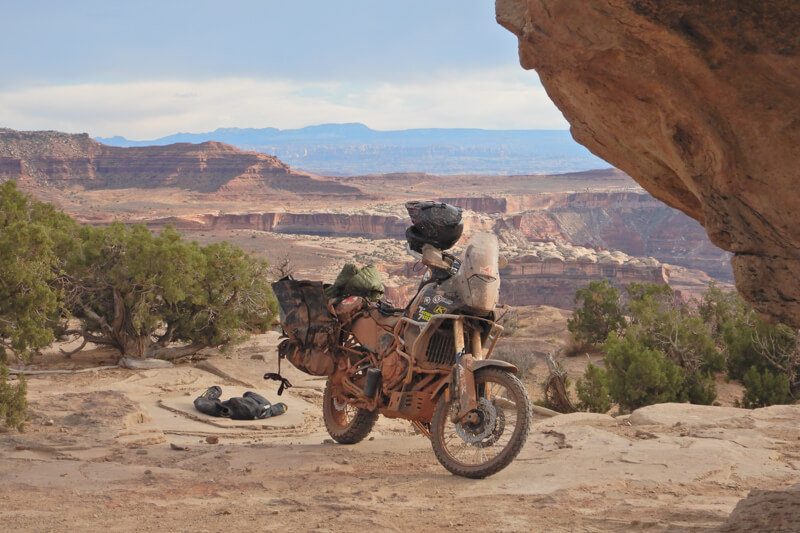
(446, 191, 733, 280)
(497, 1, 800, 326)
(151, 212, 409, 238)
(0, 128, 360, 197)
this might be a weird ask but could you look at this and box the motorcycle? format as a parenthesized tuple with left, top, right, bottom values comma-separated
(270, 201, 532, 478)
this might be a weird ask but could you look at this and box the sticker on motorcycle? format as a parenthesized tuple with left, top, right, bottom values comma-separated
(433, 305, 448, 314)
(432, 295, 453, 305)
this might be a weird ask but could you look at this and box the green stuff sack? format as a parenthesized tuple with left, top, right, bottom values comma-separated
(324, 263, 359, 299)
(344, 264, 384, 301)
(325, 263, 384, 301)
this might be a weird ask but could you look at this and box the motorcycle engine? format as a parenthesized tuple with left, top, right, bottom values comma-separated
(381, 349, 408, 390)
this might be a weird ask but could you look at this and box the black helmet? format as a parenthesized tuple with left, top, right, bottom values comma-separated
(405, 200, 463, 252)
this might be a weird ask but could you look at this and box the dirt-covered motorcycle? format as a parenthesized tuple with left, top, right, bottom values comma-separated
(271, 201, 532, 478)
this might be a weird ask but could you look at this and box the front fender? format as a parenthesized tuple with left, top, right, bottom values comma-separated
(472, 359, 518, 374)
(429, 358, 519, 404)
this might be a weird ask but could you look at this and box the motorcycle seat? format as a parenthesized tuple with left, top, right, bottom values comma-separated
(367, 306, 404, 329)
(377, 300, 405, 316)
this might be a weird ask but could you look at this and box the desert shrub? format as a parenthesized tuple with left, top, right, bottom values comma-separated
(0, 367, 27, 430)
(697, 282, 749, 344)
(723, 312, 799, 387)
(576, 362, 612, 413)
(499, 308, 523, 337)
(623, 282, 721, 403)
(64, 223, 279, 360)
(1, 181, 77, 430)
(568, 280, 626, 346)
(740, 366, 793, 408)
(492, 344, 535, 376)
(540, 361, 575, 413)
(0, 180, 77, 361)
(602, 331, 686, 412)
(576, 280, 797, 410)
(560, 335, 594, 357)
(624, 282, 675, 322)
(683, 372, 718, 406)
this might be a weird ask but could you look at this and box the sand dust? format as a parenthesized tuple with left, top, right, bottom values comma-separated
(2, 314, 799, 532)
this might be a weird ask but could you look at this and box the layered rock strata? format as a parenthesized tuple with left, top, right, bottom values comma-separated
(497, 0, 800, 326)
(154, 189, 732, 281)
(381, 241, 666, 310)
(446, 191, 732, 281)
(0, 129, 359, 196)
(151, 212, 409, 239)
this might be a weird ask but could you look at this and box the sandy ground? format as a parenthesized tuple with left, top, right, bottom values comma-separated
(2, 321, 799, 532)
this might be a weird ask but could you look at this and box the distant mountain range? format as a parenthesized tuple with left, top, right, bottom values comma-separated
(95, 123, 609, 176)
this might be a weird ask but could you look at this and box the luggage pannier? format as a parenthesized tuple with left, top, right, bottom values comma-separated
(272, 277, 339, 376)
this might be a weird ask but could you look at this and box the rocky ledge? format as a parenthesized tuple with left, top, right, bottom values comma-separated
(497, 0, 800, 326)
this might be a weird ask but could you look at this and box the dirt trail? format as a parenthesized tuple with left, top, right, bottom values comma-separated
(2, 331, 799, 532)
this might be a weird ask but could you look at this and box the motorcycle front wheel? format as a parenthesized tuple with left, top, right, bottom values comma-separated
(430, 367, 532, 478)
(322, 379, 379, 444)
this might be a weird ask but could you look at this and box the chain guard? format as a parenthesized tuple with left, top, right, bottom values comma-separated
(455, 397, 498, 444)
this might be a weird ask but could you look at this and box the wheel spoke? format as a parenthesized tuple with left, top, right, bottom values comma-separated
(433, 371, 529, 469)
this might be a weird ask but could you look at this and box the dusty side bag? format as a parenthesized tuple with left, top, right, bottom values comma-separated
(272, 277, 338, 376)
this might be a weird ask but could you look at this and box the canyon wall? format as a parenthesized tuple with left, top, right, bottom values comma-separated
(497, 0, 800, 326)
(380, 245, 666, 310)
(0, 128, 360, 197)
(500, 255, 666, 308)
(152, 187, 732, 281)
(152, 212, 409, 239)
(447, 191, 733, 281)
(441, 190, 662, 214)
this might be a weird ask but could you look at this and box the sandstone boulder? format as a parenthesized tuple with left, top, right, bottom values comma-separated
(497, 0, 800, 326)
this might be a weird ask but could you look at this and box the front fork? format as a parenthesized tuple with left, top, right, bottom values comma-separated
(451, 319, 481, 424)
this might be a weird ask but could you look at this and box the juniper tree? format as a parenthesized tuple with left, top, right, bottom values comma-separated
(63, 223, 278, 359)
(0, 181, 76, 429)
(567, 280, 626, 346)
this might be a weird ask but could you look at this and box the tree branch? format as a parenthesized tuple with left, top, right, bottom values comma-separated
(59, 337, 88, 358)
(148, 342, 209, 361)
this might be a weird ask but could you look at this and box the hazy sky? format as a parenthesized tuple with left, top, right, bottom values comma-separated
(0, 1, 568, 139)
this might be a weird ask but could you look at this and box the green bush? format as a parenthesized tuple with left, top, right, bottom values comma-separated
(64, 223, 279, 359)
(1, 180, 76, 360)
(568, 280, 626, 346)
(1, 180, 77, 430)
(724, 313, 798, 380)
(576, 362, 612, 413)
(570, 281, 797, 410)
(697, 282, 748, 344)
(683, 372, 717, 406)
(0, 367, 28, 430)
(741, 366, 793, 408)
(603, 331, 686, 412)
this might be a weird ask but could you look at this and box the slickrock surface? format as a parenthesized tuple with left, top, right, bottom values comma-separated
(1, 331, 798, 532)
(497, 0, 800, 326)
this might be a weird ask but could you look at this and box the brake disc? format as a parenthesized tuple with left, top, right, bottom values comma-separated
(476, 405, 505, 448)
(333, 397, 348, 411)
(455, 398, 497, 444)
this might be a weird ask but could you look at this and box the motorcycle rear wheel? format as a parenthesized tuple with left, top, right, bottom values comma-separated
(431, 367, 532, 478)
(323, 379, 379, 444)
